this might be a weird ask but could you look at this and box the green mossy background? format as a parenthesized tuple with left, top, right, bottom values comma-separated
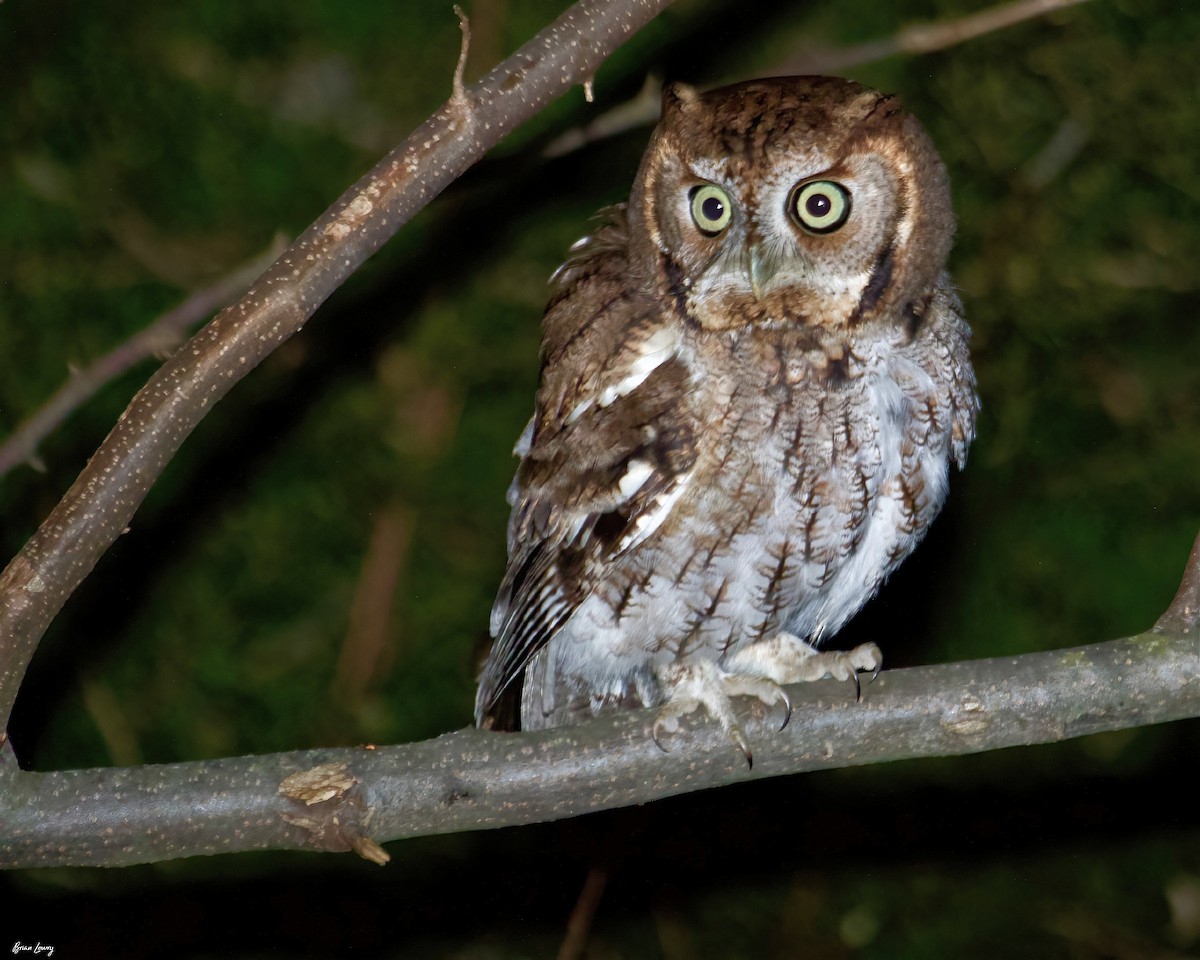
(1, 0, 1196, 956)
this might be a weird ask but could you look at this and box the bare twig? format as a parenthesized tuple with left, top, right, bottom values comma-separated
(333, 504, 412, 701)
(0, 0, 674, 737)
(1023, 116, 1090, 188)
(782, 0, 1092, 75)
(1, 630, 1195, 869)
(0, 237, 285, 479)
(544, 0, 1092, 157)
(558, 867, 608, 960)
(452, 4, 471, 107)
(544, 73, 661, 157)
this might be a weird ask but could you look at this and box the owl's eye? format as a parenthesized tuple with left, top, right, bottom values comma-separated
(790, 180, 851, 234)
(689, 184, 733, 236)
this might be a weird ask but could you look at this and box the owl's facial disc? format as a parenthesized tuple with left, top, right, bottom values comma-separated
(744, 179, 854, 299)
(665, 151, 900, 329)
(683, 177, 779, 300)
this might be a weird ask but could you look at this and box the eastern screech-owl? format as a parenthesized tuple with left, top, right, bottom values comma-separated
(475, 76, 978, 761)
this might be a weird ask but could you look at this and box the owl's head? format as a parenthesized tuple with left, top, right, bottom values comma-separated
(627, 76, 954, 333)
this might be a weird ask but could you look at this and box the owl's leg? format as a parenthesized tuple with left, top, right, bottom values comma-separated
(725, 632, 882, 700)
(651, 634, 881, 766)
(651, 660, 791, 767)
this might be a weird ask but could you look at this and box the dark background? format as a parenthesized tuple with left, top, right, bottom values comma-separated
(1, 0, 1197, 956)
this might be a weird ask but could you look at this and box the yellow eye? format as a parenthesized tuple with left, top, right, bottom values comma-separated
(791, 180, 851, 234)
(689, 184, 732, 236)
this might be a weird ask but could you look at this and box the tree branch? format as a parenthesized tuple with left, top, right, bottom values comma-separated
(0, 237, 286, 479)
(779, 0, 1092, 76)
(0, 0, 674, 737)
(1, 630, 1195, 870)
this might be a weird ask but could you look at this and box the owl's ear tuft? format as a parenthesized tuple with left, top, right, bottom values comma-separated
(661, 82, 701, 119)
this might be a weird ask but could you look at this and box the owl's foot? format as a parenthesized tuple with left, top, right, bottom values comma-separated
(726, 632, 882, 702)
(651, 636, 882, 767)
(651, 660, 791, 768)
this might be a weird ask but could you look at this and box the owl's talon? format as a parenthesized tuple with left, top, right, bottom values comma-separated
(653, 700, 758, 768)
(850, 641, 883, 673)
(653, 661, 788, 765)
(651, 714, 678, 753)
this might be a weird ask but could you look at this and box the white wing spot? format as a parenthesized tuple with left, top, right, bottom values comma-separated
(618, 471, 692, 553)
(566, 396, 595, 425)
(567, 326, 680, 424)
(616, 459, 654, 501)
(513, 415, 535, 457)
(598, 326, 680, 409)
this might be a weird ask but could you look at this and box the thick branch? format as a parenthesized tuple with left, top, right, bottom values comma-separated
(0, 0, 673, 735)
(1, 632, 1194, 870)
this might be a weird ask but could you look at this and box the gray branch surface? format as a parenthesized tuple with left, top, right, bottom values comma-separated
(1, 630, 1196, 869)
(0, 0, 673, 736)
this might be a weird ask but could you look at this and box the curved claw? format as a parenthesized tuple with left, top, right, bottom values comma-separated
(651, 720, 673, 754)
(870, 662, 881, 683)
(777, 686, 793, 732)
(849, 670, 863, 702)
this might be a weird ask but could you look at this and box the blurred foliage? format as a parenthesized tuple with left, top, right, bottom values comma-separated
(1, 0, 1197, 956)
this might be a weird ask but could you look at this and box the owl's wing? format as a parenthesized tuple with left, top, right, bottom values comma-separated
(475, 208, 698, 728)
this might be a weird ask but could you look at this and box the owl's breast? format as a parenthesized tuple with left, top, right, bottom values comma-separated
(637, 323, 957, 653)
(525, 302, 973, 720)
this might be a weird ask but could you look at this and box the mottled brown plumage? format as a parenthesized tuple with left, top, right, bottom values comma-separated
(476, 77, 978, 760)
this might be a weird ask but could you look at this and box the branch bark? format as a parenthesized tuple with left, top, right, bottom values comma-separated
(1, 630, 1195, 870)
(0, 0, 674, 737)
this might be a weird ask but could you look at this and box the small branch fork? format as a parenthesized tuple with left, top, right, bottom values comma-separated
(0, 0, 674, 738)
(1155, 528, 1200, 636)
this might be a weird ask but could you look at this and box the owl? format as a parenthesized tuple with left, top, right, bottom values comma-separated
(475, 76, 978, 763)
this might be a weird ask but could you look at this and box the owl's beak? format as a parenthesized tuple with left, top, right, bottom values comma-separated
(747, 245, 774, 300)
